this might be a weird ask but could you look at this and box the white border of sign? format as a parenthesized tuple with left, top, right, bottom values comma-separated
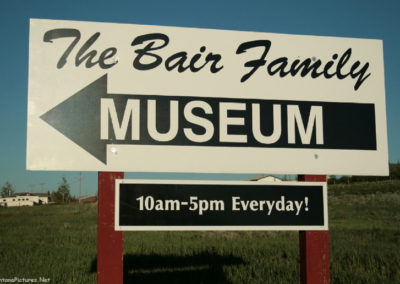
(27, 19, 388, 175)
(115, 179, 328, 231)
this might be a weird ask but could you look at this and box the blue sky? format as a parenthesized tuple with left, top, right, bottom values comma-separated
(0, 0, 399, 197)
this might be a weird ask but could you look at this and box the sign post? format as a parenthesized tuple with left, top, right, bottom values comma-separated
(298, 175, 329, 284)
(98, 172, 124, 284)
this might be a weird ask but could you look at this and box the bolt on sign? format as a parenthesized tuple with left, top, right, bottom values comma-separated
(115, 180, 328, 231)
(27, 19, 388, 175)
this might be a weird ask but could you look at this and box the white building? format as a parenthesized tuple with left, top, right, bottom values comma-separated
(247, 175, 283, 182)
(0, 193, 49, 207)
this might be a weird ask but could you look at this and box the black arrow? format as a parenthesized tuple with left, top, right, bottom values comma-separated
(41, 74, 377, 165)
(41, 74, 109, 163)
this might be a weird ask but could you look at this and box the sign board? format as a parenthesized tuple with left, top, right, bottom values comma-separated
(115, 180, 328, 231)
(27, 18, 388, 175)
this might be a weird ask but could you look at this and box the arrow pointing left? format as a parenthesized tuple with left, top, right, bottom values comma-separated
(41, 74, 109, 164)
(40, 73, 378, 166)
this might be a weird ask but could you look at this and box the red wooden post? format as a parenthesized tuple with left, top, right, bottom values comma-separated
(98, 172, 124, 284)
(298, 174, 329, 284)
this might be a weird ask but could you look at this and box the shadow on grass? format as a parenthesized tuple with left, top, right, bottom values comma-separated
(91, 252, 246, 283)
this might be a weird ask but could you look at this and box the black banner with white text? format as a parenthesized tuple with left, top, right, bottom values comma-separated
(115, 180, 328, 231)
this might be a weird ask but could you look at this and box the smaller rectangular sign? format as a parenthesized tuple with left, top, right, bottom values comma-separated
(115, 180, 328, 231)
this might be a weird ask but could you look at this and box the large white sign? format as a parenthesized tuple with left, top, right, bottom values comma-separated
(27, 18, 388, 175)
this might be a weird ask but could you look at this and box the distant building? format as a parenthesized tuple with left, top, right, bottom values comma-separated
(247, 175, 283, 182)
(79, 196, 97, 204)
(0, 193, 49, 208)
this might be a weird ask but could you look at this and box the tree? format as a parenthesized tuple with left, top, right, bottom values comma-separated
(390, 162, 400, 179)
(328, 175, 337, 185)
(339, 176, 351, 184)
(51, 177, 71, 203)
(1, 182, 15, 197)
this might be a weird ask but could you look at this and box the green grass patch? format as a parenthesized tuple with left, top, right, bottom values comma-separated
(1, 181, 399, 283)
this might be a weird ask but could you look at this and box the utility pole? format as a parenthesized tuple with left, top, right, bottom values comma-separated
(79, 172, 82, 204)
(29, 184, 35, 194)
(40, 183, 45, 193)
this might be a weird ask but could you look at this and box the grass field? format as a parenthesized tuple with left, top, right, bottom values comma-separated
(0, 180, 399, 283)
